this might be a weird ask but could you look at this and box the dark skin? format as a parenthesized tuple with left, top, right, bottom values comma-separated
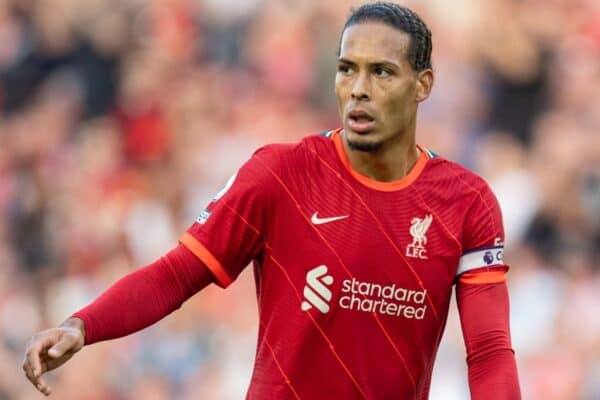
(335, 22, 434, 182)
(22, 318, 85, 396)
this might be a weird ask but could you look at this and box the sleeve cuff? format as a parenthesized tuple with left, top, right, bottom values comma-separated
(458, 269, 506, 285)
(179, 232, 233, 288)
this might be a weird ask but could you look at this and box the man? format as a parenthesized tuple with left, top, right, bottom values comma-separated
(23, 2, 521, 399)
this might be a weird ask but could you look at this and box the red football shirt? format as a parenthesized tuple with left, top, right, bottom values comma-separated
(180, 129, 507, 399)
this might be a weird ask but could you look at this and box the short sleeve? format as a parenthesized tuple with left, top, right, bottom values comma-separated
(180, 146, 280, 287)
(456, 181, 507, 279)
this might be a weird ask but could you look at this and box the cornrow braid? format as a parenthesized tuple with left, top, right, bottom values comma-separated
(343, 2, 432, 72)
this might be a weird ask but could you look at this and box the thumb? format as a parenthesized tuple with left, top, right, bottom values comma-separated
(47, 335, 76, 358)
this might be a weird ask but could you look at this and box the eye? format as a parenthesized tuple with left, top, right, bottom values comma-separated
(374, 67, 391, 78)
(337, 64, 354, 75)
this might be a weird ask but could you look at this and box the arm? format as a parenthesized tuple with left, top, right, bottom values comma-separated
(456, 269, 521, 399)
(22, 244, 214, 395)
(23, 145, 279, 395)
(456, 176, 521, 398)
(73, 244, 213, 344)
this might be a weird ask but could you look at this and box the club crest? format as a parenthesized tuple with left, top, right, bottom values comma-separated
(406, 214, 433, 259)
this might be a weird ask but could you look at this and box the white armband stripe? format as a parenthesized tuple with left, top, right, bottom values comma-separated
(457, 246, 504, 276)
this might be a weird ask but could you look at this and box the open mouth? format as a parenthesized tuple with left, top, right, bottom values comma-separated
(347, 110, 375, 133)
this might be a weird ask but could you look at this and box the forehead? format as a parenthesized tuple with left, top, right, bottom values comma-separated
(339, 22, 411, 64)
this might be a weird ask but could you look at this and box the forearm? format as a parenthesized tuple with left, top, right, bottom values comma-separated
(466, 346, 519, 398)
(73, 244, 213, 345)
(457, 274, 521, 399)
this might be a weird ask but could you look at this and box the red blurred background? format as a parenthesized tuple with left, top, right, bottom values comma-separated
(0, 0, 599, 398)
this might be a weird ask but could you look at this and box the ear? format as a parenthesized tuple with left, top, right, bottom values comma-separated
(415, 69, 434, 103)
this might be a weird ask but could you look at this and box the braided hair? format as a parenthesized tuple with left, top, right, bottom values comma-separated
(343, 2, 433, 72)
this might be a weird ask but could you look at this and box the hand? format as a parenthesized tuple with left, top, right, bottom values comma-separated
(22, 318, 85, 396)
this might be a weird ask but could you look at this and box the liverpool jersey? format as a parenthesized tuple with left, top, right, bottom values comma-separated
(180, 129, 507, 399)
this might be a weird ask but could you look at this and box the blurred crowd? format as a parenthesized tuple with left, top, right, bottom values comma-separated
(0, 0, 598, 399)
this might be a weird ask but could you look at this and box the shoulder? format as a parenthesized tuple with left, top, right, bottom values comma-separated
(420, 153, 505, 249)
(251, 131, 335, 167)
(423, 153, 495, 200)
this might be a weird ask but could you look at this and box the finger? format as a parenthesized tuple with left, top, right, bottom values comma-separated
(25, 343, 46, 381)
(23, 356, 48, 395)
(47, 334, 76, 359)
(38, 351, 74, 377)
(46, 352, 74, 369)
(27, 356, 53, 395)
(35, 375, 52, 396)
(22, 359, 36, 384)
(24, 335, 57, 382)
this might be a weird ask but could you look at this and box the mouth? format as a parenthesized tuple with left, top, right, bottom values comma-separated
(347, 109, 376, 134)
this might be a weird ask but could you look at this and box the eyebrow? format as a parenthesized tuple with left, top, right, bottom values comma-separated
(337, 57, 400, 68)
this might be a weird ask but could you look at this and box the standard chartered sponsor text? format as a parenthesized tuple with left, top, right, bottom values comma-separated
(339, 278, 427, 319)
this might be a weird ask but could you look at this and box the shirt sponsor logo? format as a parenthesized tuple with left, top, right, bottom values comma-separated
(310, 212, 348, 225)
(339, 278, 427, 319)
(301, 265, 428, 319)
(406, 214, 433, 259)
(301, 265, 334, 313)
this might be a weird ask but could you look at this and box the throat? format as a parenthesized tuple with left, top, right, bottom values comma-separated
(345, 142, 420, 183)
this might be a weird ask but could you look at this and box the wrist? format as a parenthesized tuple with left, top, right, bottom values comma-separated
(60, 317, 86, 341)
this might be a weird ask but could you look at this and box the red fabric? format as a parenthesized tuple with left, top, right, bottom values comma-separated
(457, 279, 521, 399)
(72, 244, 213, 345)
(182, 129, 518, 399)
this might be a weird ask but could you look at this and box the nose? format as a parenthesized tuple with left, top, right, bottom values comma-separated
(351, 72, 371, 101)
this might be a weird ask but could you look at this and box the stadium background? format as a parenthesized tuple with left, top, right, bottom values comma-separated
(0, 0, 598, 398)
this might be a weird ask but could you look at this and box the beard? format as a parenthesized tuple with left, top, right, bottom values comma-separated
(347, 138, 383, 153)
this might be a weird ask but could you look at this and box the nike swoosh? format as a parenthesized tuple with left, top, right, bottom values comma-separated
(311, 212, 349, 225)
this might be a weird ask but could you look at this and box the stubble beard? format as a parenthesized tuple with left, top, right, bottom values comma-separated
(347, 138, 383, 153)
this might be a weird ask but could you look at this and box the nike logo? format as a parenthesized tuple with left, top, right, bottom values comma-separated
(311, 212, 348, 225)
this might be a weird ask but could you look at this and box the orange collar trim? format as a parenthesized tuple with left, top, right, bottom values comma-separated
(331, 129, 429, 192)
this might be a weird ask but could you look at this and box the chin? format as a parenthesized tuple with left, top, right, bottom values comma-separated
(347, 137, 383, 152)
(345, 129, 383, 152)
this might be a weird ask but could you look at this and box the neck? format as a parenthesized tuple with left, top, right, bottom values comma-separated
(342, 131, 420, 182)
